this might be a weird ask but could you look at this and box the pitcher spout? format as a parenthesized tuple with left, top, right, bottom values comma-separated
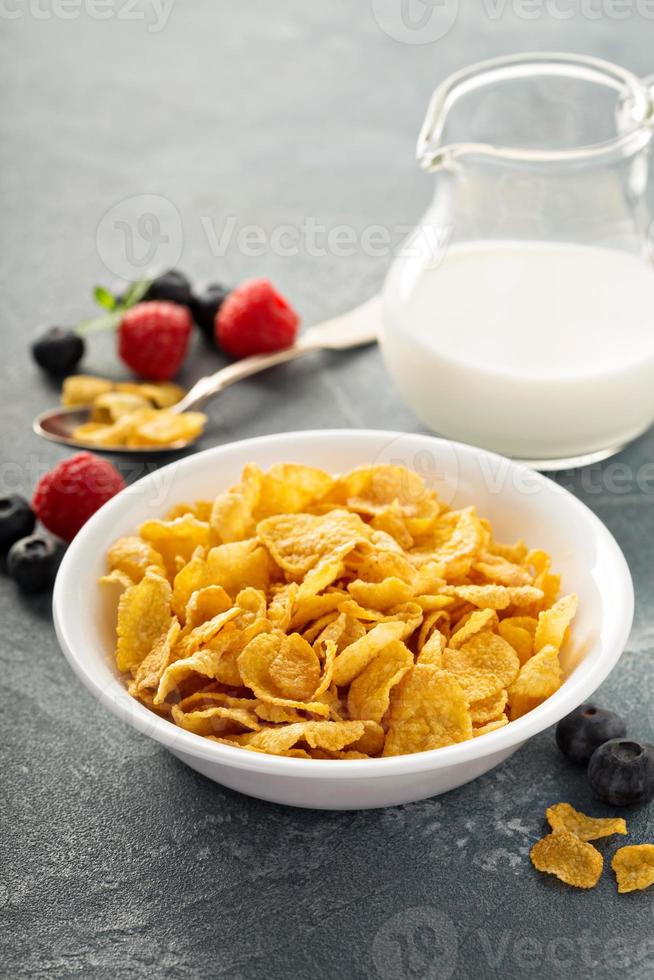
(417, 52, 654, 172)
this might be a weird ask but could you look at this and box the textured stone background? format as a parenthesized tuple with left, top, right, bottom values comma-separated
(1, 2, 654, 977)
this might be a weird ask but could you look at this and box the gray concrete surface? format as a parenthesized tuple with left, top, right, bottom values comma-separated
(1, 2, 654, 978)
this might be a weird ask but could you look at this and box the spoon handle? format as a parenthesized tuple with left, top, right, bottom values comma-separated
(173, 295, 380, 413)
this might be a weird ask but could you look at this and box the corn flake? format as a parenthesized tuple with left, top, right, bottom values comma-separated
(416, 631, 445, 667)
(332, 620, 407, 686)
(546, 803, 627, 842)
(534, 594, 578, 653)
(347, 640, 413, 723)
(206, 540, 270, 596)
(257, 509, 369, 576)
(257, 463, 334, 518)
(470, 688, 508, 726)
(530, 831, 603, 888)
(210, 464, 262, 543)
(62, 374, 114, 406)
(498, 620, 534, 665)
(108, 535, 165, 583)
(128, 411, 206, 448)
(237, 720, 369, 755)
(116, 568, 172, 673)
(473, 552, 533, 587)
(611, 845, 654, 893)
(474, 717, 509, 737)
(154, 607, 241, 703)
(449, 609, 498, 649)
(508, 645, 562, 720)
(91, 391, 151, 423)
(172, 703, 260, 736)
(125, 381, 185, 408)
(140, 515, 211, 575)
(384, 665, 472, 756)
(443, 632, 520, 689)
(347, 577, 414, 611)
(133, 618, 181, 693)
(238, 632, 329, 715)
(183, 585, 232, 631)
(443, 584, 544, 610)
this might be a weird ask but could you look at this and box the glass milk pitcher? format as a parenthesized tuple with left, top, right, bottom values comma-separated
(380, 53, 654, 469)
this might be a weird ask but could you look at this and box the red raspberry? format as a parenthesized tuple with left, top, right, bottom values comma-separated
(32, 452, 125, 542)
(118, 301, 192, 380)
(215, 278, 299, 358)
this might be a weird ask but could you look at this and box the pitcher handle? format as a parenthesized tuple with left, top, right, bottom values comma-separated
(641, 74, 654, 113)
(417, 52, 653, 172)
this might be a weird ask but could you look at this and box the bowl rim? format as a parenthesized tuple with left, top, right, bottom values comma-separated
(53, 429, 634, 779)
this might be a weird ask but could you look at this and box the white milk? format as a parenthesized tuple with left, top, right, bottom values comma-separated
(381, 241, 654, 462)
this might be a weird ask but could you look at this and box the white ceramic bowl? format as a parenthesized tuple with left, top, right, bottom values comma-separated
(53, 430, 633, 810)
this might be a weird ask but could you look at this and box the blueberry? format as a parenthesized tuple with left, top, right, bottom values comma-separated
(190, 283, 230, 343)
(7, 534, 65, 594)
(0, 495, 35, 553)
(31, 327, 85, 375)
(588, 739, 654, 807)
(555, 703, 627, 764)
(143, 269, 192, 306)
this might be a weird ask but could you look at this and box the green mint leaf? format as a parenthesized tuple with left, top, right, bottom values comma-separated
(94, 285, 117, 311)
(120, 277, 152, 310)
(75, 310, 122, 337)
(74, 276, 153, 338)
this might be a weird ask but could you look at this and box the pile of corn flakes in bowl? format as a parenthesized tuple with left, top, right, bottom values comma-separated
(52, 431, 633, 809)
(61, 374, 206, 448)
(105, 461, 579, 754)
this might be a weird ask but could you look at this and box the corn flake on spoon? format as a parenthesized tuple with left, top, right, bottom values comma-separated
(33, 295, 381, 454)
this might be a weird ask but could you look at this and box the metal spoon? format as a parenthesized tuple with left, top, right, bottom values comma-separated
(33, 294, 381, 454)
